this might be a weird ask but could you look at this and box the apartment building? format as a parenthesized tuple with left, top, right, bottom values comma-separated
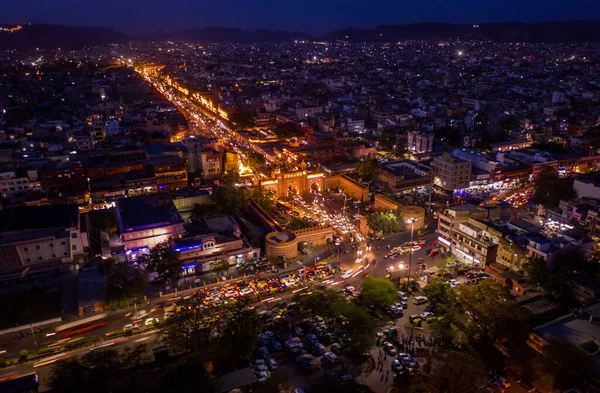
(407, 130, 433, 154)
(378, 160, 434, 192)
(431, 152, 472, 191)
(0, 205, 86, 278)
(0, 169, 41, 197)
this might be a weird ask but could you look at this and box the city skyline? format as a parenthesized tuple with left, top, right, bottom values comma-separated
(3, 0, 600, 34)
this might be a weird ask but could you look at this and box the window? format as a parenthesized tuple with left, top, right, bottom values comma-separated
(52, 254, 56, 258)
(50, 243, 54, 247)
(64, 252, 68, 256)
(36, 245, 40, 249)
(24, 247, 28, 251)
(71, 233, 77, 239)
(38, 256, 42, 260)
(72, 245, 77, 250)
(26, 258, 31, 262)
(61, 242, 66, 245)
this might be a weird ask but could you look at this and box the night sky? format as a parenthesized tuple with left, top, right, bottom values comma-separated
(3, 0, 600, 35)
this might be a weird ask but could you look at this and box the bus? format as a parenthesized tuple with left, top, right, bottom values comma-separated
(0, 372, 39, 393)
(55, 313, 108, 338)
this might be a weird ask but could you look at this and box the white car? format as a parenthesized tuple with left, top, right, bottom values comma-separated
(255, 370, 271, 382)
(239, 287, 254, 296)
(411, 245, 421, 252)
(145, 317, 159, 326)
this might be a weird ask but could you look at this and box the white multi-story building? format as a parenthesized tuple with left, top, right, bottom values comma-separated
(0, 169, 41, 197)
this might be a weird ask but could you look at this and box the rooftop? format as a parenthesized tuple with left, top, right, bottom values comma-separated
(0, 204, 79, 233)
(116, 195, 183, 233)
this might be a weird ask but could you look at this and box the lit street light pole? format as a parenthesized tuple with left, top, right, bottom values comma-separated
(406, 218, 417, 290)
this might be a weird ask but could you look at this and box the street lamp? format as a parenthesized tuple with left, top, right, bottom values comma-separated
(406, 218, 418, 290)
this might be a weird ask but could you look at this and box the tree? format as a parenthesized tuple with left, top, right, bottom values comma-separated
(218, 301, 263, 368)
(296, 289, 345, 320)
(366, 211, 405, 234)
(210, 186, 247, 215)
(356, 158, 379, 184)
(190, 203, 213, 221)
(274, 122, 299, 138)
(397, 351, 487, 393)
(359, 277, 397, 313)
(334, 303, 377, 359)
(521, 257, 548, 285)
(422, 278, 451, 309)
(210, 259, 229, 276)
(105, 260, 148, 308)
(144, 242, 182, 284)
(453, 281, 529, 365)
(311, 375, 373, 393)
(250, 186, 275, 213)
(247, 152, 265, 170)
(532, 167, 577, 207)
(222, 169, 241, 185)
(286, 217, 313, 231)
(89, 209, 119, 234)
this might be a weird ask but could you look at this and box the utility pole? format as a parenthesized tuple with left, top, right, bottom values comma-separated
(406, 218, 417, 291)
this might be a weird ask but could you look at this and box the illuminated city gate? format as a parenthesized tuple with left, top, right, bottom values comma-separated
(261, 168, 324, 198)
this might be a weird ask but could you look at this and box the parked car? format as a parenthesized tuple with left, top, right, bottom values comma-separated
(294, 326, 304, 336)
(391, 359, 403, 372)
(331, 343, 342, 354)
(259, 347, 271, 359)
(413, 296, 428, 305)
(383, 341, 397, 356)
(420, 311, 435, 320)
(255, 370, 271, 382)
(258, 334, 270, 345)
(494, 375, 510, 388)
(307, 334, 319, 346)
(266, 358, 278, 370)
(314, 343, 326, 355)
(271, 340, 282, 351)
(324, 352, 338, 363)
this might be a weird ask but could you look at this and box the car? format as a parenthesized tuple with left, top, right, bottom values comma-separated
(411, 245, 421, 252)
(265, 330, 275, 340)
(258, 334, 270, 345)
(266, 358, 278, 370)
(391, 359, 403, 372)
(331, 343, 342, 354)
(255, 370, 271, 382)
(398, 291, 408, 301)
(123, 323, 140, 331)
(295, 388, 306, 393)
(400, 300, 408, 309)
(250, 359, 266, 368)
(163, 312, 175, 320)
(294, 326, 304, 336)
(494, 375, 510, 388)
(314, 343, 327, 355)
(324, 352, 338, 363)
(424, 248, 432, 256)
(239, 287, 254, 296)
(253, 364, 269, 372)
(408, 314, 421, 322)
(345, 285, 355, 292)
(145, 317, 159, 326)
(259, 347, 271, 358)
(413, 296, 428, 305)
(307, 334, 319, 345)
(382, 341, 397, 356)
(420, 311, 435, 320)
(271, 340, 282, 351)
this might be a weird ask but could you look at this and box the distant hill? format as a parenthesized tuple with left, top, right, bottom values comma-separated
(2, 21, 600, 49)
(146, 27, 312, 43)
(324, 21, 600, 43)
(0, 24, 130, 49)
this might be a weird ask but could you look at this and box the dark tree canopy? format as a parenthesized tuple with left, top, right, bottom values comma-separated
(356, 158, 380, 184)
(532, 167, 577, 207)
(359, 276, 397, 313)
(105, 260, 148, 307)
(366, 211, 405, 234)
(143, 242, 182, 284)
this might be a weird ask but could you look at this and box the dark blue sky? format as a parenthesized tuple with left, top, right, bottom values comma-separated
(4, 0, 600, 34)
